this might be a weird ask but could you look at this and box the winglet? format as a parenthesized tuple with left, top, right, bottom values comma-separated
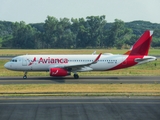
(92, 51, 96, 55)
(93, 53, 102, 63)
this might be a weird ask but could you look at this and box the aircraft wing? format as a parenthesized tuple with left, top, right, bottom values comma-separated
(49, 53, 102, 70)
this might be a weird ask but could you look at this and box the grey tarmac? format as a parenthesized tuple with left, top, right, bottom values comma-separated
(0, 96, 160, 120)
(0, 76, 160, 84)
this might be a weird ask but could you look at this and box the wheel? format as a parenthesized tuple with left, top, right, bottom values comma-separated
(23, 71, 28, 79)
(23, 75, 27, 79)
(74, 74, 79, 79)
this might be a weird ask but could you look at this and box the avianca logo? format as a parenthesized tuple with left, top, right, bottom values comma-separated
(51, 70, 58, 75)
(28, 57, 68, 66)
(28, 57, 36, 66)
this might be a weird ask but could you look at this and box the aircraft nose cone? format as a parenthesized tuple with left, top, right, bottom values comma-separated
(4, 62, 10, 69)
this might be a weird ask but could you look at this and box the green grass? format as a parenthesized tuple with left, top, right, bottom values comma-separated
(0, 84, 160, 96)
(0, 48, 159, 56)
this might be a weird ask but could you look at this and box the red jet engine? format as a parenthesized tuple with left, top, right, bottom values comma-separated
(50, 68, 70, 76)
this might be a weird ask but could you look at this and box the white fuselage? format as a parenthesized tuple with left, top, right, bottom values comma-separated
(4, 54, 156, 73)
(4, 54, 127, 71)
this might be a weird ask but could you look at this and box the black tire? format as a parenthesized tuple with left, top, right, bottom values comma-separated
(74, 74, 79, 79)
(23, 75, 27, 79)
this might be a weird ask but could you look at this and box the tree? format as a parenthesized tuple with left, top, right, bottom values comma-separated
(73, 16, 107, 48)
(85, 15, 107, 48)
(43, 16, 59, 48)
(55, 18, 74, 48)
(106, 19, 133, 49)
(152, 29, 160, 47)
(11, 21, 37, 48)
(71, 18, 80, 48)
(43, 16, 75, 48)
(1, 18, 160, 49)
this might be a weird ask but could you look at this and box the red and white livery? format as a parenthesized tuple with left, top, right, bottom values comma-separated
(4, 30, 156, 79)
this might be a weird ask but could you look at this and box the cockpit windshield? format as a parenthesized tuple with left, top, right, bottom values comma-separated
(10, 59, 17, 62)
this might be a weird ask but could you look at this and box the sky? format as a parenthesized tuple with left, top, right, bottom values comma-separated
(0, 0, 160, 24)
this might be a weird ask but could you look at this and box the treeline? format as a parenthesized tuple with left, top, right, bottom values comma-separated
(0, 15, 160, 49)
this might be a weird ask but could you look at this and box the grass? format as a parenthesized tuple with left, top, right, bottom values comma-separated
(0, 48, 160, 56)
(0, 84, 160, 96)
(1, 84, 159, 92)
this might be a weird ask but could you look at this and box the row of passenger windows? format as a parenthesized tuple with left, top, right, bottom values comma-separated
(68, 60, 117, 62)
(10, 59, 117, 62)
(25, 60, 118, 62)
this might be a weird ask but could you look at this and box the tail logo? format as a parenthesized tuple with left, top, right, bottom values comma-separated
(52, 70, 58, 75)
(124, 30, 153, 56)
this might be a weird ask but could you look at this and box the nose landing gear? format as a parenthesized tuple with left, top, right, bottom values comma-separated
(23, 71, 27, 79)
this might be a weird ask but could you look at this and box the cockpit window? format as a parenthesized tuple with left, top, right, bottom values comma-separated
(10, 59, 17, 62)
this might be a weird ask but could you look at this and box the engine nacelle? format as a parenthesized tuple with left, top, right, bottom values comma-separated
(50, 68, 71, 77)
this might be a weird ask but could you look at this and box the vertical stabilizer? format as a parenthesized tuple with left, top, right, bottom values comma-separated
(124, 30, 153, 56)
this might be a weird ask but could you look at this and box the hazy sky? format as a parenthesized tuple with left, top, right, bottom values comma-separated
(0, 0, 160, 24)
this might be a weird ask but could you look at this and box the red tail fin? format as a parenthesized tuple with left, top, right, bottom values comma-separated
(124, 30, 153, 56)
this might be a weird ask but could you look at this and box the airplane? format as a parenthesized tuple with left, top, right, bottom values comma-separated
(4, 30, 157, 79)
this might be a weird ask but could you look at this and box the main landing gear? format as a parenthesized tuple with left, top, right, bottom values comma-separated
(74, 74, 79, 79)
(23, 71, 27, 79)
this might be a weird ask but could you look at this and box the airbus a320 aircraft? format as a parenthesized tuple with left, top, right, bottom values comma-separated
(4, 30, 156, 79)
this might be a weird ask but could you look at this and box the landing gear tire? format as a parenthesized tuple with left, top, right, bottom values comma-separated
(74, 74, 79, 79)
(23, 75, 27, 79)
(23, 71, 27, 79)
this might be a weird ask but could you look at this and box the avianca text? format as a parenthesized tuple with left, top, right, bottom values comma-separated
(31, 57, 68, 64)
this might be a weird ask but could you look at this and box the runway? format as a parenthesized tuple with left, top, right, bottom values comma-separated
(0, 76, 160, 84)
(0, 96, 159, 120)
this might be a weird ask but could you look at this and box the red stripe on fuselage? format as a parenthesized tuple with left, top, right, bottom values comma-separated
(108, 55, 143, 70)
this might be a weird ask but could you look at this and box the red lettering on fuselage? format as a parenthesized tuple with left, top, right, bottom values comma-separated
(38, 57, 68, 64)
